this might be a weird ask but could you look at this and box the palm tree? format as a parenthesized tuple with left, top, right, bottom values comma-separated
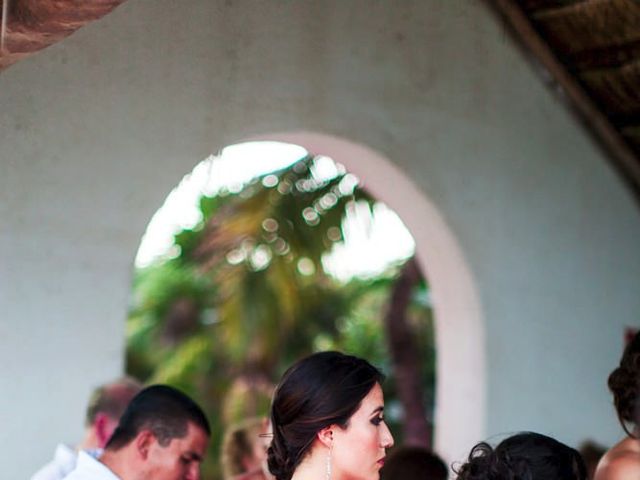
(184, 155, 369, 376)
(126, 153, 436, 478)
(384, 257, 432, 448)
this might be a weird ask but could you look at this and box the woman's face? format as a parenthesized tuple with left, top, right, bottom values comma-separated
(331, 383, 394, 480)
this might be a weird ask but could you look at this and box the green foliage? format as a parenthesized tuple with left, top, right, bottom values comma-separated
(126, 154, 435, 479)
(315, 278, 436, 443)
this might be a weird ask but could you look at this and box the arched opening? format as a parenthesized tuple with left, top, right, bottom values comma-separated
(128, 132, 485, 472)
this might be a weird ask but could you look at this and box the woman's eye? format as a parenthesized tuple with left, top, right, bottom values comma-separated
(371, 416, 384, 426)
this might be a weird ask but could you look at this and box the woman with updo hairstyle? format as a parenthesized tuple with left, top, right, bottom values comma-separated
(455, 432, 587, 480)
(595, 331, 640, 479)
(267, 351, 394, 480)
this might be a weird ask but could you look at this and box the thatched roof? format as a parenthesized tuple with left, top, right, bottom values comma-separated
(1, 0, 639, 198)
(0, 0, 126, 70)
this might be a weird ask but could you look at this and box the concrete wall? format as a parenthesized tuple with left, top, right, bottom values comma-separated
(1, 0, 639, 476)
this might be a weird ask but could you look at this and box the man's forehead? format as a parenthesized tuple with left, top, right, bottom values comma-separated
(181, 422, 209, 449)
(186, 421, 209, 436)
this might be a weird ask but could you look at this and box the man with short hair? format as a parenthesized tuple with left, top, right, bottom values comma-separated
(63, 384, 210, 480)
(32, 377, 142, 480)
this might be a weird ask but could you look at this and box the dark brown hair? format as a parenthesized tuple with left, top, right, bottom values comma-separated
(608, 330, 640, 437)
(455, 432, 587, 480)
(106, 384, 210, 449)
(381, 446, 448, 480)
(267, 351, 384, 480)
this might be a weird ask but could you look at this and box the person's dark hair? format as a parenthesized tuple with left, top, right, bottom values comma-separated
(85, 376, 142, 426)
(381, 446, 448, 480)
(105, 384, 211, 450)
(608, 330, 640, 437)
(267, 351, 384, 480)
(455, 432, 587, 480)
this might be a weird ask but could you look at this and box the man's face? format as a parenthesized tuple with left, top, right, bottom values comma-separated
(144, 422, 209, 480)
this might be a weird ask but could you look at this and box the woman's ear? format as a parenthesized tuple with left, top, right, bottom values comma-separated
(317, 426, 334, 449)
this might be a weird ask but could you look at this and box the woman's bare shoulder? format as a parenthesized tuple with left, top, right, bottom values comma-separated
(595, 440, 640, 480)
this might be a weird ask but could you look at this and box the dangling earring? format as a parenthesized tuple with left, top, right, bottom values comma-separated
(326, 441, 332, 480)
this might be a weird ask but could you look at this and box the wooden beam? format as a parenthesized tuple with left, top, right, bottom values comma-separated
(532, 0, 640, 55)
(1, 0, 8, 54)
(485, 0, 640, 200)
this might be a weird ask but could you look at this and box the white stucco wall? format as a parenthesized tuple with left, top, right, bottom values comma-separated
(1, 0, 639, 476)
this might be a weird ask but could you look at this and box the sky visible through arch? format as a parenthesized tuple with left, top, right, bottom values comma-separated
(135, 141, 415, 281)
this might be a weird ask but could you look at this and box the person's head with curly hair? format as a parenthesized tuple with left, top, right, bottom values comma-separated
(608, 330, 640, 437)
(455, 432, 587, 480)
(381, 446, 448, 480)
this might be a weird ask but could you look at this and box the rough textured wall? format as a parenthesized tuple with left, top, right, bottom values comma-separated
(1, 0, 639, 477)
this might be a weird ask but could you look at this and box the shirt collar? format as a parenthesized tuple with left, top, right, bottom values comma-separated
(75, 451, 121, 480)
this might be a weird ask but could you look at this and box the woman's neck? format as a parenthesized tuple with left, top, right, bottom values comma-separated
(291, 449, 329, 480)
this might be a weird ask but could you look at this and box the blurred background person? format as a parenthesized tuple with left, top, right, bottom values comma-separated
(380, 446, 447, 480)
(31, 377, 141, 480)
(578, 440, 607, 480)
(222, 417, 273, 480)
(595, 330, 640, 479)
(455, 431, 587, 480)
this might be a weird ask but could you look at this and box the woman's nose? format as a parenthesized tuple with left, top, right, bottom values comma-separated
(381, 422, 394, 448)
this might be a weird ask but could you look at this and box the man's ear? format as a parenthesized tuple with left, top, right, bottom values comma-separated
(134, 430, 155, 460)
(317, 425, 334, 449)
(93, 413, 116, 448)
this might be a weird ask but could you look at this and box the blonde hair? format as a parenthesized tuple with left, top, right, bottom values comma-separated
(221, 417, 267, 479)
(85, 376, 141, 426)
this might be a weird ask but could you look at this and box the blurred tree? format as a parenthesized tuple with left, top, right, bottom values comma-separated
(126, 153, 436, 479)
(384, 257, 432, 448)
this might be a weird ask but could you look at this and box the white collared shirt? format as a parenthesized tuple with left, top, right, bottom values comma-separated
(62, 451, 120, 480)
(31, 444, 77, 480)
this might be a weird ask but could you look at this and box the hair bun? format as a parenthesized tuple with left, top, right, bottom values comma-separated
(608, 361, 640, 424)
(455, 433, 586, 480)
(455, 442, 522, 480)
(267, 435, 296, 480)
